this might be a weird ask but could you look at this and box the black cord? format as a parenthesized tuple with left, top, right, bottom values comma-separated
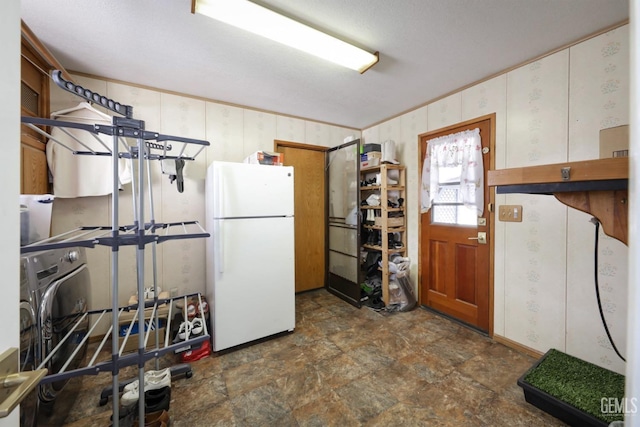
(592, 218, 626, 362)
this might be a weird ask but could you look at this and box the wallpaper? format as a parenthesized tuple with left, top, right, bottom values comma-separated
(48, 23, 630, 370)
(503, 50, 570, 354)
(49, 76, 359, 333)
(362, 24, 629, 373)
(565, 26, 629, 375)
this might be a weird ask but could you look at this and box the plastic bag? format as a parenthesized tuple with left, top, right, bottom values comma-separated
(380, 254, 417, 312)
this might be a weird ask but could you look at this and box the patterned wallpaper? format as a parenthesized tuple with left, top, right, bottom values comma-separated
(362, 25, 629, 374)
(503, 50, 570, 355)
(48, 25, 629, 371)
(565, 26, 629, 374)
(49, 78, 359, 334)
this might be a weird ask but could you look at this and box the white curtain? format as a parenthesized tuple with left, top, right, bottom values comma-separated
(421, 128, 484, 216)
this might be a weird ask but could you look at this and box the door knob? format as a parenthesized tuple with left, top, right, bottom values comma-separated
(468, 232, 487, 244)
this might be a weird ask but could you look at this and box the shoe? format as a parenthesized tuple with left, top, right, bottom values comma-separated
(109, 402, 137, 427)
(191, 317, 204, 335)
(177, 321, 193, 340)
(123, 368, 171, 393)
(186, 302, 196, 318)
(134, 420, 167, 427)
(121, 371, 171, 405)
(145, 386, 171, 413)
(136, 410, 169, 427)
(196, 297, 209, 317)
(180, 339, 211, 363)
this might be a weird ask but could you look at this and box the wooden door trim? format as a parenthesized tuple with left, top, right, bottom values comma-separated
(275, 140, 329, 152)
(417, 113, 496, 337)
(273, 139, 328, 293)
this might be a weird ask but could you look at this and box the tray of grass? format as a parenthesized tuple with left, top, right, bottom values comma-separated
(517, 348, 625, 426)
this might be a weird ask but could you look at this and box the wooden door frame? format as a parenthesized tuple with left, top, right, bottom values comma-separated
(274, 140, 329, 153)
(417, 113, 496, 337)
(274, 140, 329, 293)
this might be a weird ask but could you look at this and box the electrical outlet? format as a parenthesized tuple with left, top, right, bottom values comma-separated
(498, 205, 523, 222)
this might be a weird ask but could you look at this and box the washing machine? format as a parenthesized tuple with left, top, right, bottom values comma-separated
(20, 246, 91, 418)
(19, 257, 38, 427)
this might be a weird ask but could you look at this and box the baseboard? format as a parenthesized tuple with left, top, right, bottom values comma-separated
(493, 334, 544, 359)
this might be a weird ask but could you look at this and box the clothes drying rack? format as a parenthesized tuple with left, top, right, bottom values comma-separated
(20, 70, 211, 426)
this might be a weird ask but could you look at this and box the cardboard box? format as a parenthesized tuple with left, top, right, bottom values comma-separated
(366, 151, 382, 159)
(361, 158, 380, 169)
(599, 125, 629, 158)
(243, 151, 284, 165)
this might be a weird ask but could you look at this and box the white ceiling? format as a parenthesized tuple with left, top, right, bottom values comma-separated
(21, 0, 629, 130)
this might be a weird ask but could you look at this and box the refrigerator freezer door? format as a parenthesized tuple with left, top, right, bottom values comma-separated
(212, 161, 294, 218)
(209, 216, 295, 351)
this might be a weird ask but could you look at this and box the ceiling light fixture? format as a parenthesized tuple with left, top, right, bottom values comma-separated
(192, 0, 379, 73)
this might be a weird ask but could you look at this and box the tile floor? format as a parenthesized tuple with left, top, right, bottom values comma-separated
(48, 289, 565, 426)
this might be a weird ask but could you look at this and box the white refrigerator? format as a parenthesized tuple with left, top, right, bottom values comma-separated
(205, 161, 295, 351)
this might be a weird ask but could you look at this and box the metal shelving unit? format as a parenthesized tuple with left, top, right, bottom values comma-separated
(21, 71, 211, 425)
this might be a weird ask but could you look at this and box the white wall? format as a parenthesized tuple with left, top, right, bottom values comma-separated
(1, 1, 21, 425)
(363, 24, 630, 374)
(626, 1, 639, 423)
(49, 78, 360, 331)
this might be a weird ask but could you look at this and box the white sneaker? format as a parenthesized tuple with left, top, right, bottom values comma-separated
(121, 374, 171, 405)
(178, 321, 193, 340)
(123, 368, 171, 393)
(191, 318, 204, 335)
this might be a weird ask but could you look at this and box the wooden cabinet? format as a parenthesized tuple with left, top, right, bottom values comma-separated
(21, 37, 50, 194)
(360, 164, 406, 305)
(20, 21, 71, 194)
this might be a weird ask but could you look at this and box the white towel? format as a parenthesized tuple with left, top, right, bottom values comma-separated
(46, 106, 132, 198)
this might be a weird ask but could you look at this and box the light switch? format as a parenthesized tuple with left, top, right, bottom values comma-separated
(498, 205, 523, 222)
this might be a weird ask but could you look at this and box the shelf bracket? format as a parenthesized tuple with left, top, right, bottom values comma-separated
(554, 190, 628, 245)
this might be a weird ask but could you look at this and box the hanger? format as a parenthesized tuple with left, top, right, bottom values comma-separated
(51, 101, 113, 121)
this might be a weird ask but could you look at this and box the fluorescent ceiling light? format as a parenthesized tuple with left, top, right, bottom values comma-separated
(192, 0, 379, 73)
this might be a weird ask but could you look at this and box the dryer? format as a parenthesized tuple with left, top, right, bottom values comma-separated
(21, 246, 91, 416)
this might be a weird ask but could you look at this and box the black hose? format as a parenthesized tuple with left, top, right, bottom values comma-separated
(592, 218, 626, 362)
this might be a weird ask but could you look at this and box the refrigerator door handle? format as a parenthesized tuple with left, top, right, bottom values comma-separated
(216, 171, 225, 219)
(216, 220, 224, 276)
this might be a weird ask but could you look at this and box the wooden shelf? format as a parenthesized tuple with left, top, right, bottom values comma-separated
(362, 244, 406, 253)
(360, 206, 405, 213)
(488, 157, 627, 188)
(361, 164, 405, 173)
(487, 158, 628, 245)
(364, 225, 406, 232)
(360, 164, 407, 306)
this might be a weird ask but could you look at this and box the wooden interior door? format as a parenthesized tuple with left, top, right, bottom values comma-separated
(419, 115, 494, 333)
(275, 141, 327, 293)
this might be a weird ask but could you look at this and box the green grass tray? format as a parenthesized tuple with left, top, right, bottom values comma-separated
(517, 349, 625, 426)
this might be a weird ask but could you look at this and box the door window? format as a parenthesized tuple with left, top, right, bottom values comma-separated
(431, 166, 477, 226)
(421, 128, 484, 226)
